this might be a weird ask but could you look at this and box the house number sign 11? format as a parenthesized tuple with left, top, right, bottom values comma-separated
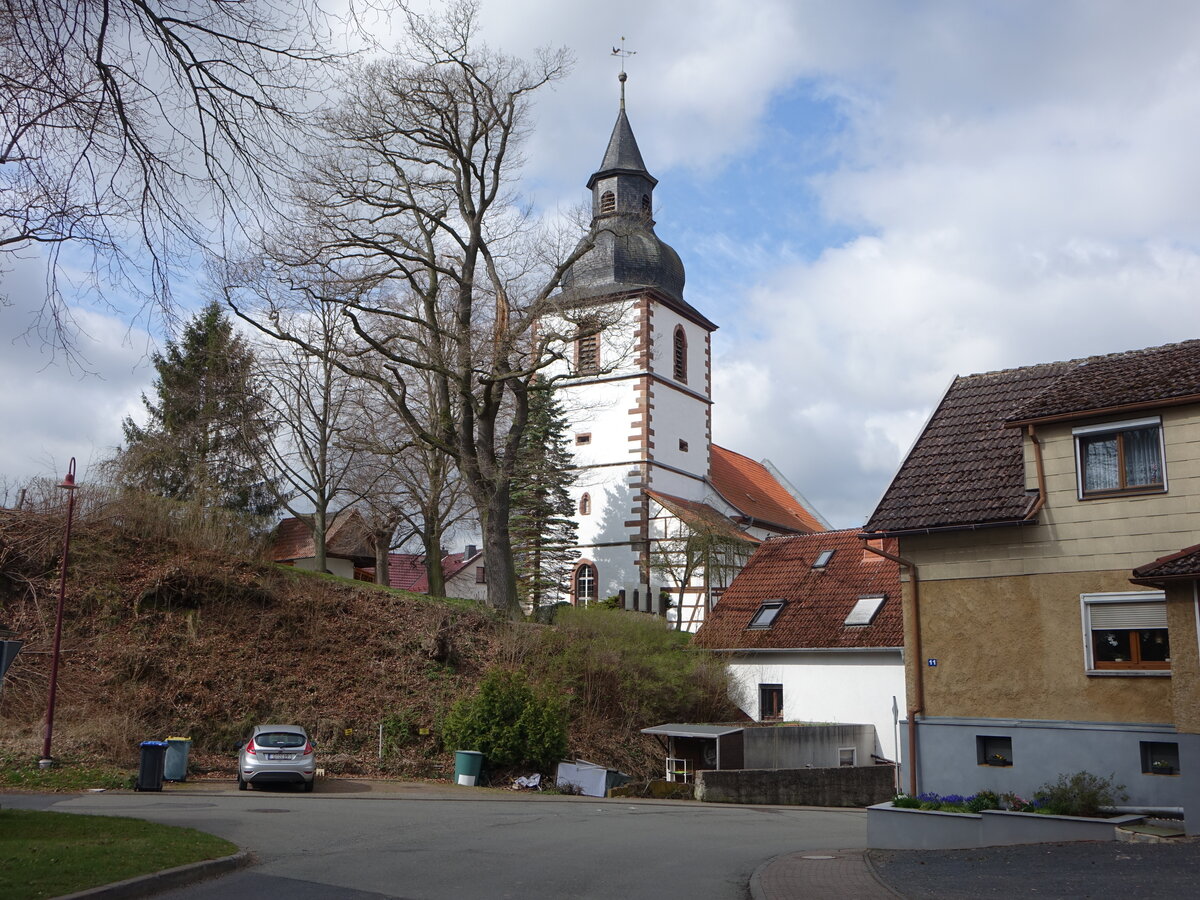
(927, 659, 938, 666)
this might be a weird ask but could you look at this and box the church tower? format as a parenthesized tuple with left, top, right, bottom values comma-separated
(551, 78, 718, 613)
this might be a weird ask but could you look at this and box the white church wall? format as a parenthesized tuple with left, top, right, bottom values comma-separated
(725, 651, 906, 764)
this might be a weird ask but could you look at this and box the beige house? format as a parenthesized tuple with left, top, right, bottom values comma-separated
(862, 339, 1200, 829)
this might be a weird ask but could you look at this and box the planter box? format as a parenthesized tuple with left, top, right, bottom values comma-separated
(868, 803, 1144, 850)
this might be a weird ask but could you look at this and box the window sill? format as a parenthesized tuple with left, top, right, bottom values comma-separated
(1086, 669, 1171, 677)
(1078, 486, 1166, 501)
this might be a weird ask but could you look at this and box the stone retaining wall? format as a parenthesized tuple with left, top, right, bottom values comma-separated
(695, 766, 896, 807)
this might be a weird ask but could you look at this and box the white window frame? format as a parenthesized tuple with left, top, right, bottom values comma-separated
(1072, 416, 1167, 499)
(1080, 590, 1169, 675)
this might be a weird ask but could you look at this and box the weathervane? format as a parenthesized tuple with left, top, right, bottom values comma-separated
(611, 37, 636, 109)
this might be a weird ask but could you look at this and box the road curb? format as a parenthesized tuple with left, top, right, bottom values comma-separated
(57, 849, 253, 899)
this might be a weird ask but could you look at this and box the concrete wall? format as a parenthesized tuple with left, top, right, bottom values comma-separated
(901, 716, 1188, 812)
(727, 651, 905, 762)
(742, 724, 878, 770)
(867, 804, 1144, 850)
(696, 765, 895, 807)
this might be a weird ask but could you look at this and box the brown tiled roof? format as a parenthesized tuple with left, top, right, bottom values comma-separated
(709, 445, 824, 534)
(645, 490, 760, 544)
(864, 361, 1075, 534)
(271, 510, 375, 563)
(1131, 544, 1200, 585)
(692, 529, 902, 650)
(1008, 339, 1200, 425)
(386, 551, 479, 593)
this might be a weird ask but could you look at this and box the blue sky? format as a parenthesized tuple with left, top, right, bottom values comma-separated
(5, 1, 1200, 528)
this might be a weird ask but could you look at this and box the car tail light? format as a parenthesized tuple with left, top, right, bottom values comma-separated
(245, 739, 257, 756)
(304, 742, 314, 756)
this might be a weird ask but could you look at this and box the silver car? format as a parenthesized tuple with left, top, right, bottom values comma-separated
(237, 724, 316, 792)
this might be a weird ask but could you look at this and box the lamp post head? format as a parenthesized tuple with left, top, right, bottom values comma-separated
(59, 458, 77, 491)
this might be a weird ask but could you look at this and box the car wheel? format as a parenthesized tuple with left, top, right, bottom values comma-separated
(237, 775, 248, 791)
(303, 779, 314, 793)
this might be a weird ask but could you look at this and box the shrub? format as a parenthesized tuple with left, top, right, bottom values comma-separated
(892, 794, 921, 808)
(965, 790, 1001, 812)
(1033, 771, 1128, 817)
(441, 669, 567, 772)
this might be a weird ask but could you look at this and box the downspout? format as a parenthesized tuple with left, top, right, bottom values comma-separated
(1024, 425, 1047, 520)
(865, 541, 923, 797)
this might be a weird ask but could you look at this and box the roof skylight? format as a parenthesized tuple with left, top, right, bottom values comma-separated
(845, 594, 886, 626)
(813, 550, 835, 569)
(747, 600, 785, 629)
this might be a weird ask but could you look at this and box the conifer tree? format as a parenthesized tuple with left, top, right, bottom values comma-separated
(118, 302, 279, 516)
(510, 385, 579, 613)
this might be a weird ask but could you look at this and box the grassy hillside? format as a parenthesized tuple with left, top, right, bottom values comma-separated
(0, 490, 736, 781)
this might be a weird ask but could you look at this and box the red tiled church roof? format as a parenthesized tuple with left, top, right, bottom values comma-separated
(693, 529, 902, 651)
(709, 445, 824, 534)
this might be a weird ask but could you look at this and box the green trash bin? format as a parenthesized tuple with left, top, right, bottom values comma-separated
(164, 736, 191, 782)
(454, 750, 484, 786)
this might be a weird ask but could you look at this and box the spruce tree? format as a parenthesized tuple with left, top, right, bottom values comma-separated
(510, 385, 579, 613)
(118, 301, 279, 516)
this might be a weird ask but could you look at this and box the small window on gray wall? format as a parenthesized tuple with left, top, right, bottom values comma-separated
(976, 735, 1012, 766)
(1141, 740, 1179, 775)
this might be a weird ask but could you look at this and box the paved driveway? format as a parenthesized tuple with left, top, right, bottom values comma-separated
(3, 781, 868, 900)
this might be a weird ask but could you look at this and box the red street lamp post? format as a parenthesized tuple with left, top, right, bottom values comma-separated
(40, 458, 78, 767)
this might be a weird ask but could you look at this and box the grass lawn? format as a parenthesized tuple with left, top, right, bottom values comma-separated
(0, 809, 237, 899)
(0, 753, 129, 792)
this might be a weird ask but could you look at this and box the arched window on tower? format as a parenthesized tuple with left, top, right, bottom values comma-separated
(673, 325, 688, 383)
(579, 492, 591, 515)
(600, 191, 616, 214)
(574, 562, 598, 606)
(641, 194, 651, 216)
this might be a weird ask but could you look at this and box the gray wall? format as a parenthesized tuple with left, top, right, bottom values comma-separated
(697, 766, 895, 807)
(743, 724, 876, 770)
(902, 716, 1189, 812)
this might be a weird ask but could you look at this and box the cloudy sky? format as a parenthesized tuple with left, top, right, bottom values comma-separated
(5, 0, 1200, 526)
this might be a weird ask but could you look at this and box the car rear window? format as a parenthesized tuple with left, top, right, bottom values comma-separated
(255, 732, 307, 749)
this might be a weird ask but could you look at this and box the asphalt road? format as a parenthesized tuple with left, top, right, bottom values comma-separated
(2, 782, 868, 900)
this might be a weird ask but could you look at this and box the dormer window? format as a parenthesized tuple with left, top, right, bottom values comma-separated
(1073, 417, 1165, 499)
(673, 325, 687, 383)
(600, 191, 616, 214)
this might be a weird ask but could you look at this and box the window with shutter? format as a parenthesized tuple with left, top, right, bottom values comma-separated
(1082, 592, 1170, 672)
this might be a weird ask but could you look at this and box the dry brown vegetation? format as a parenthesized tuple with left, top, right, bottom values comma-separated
(0, 489, 736, 782)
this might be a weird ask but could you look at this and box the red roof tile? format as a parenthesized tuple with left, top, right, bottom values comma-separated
(692, 529, 902, 650)
(386, 551, 479, 593)
(709, 445, 824, 534)
(645, 490, 760, 544)
(271, 510, 375, 563)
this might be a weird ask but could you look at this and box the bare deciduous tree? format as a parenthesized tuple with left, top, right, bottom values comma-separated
(0, 0, 335, 348)
(228, 1, 603, 617)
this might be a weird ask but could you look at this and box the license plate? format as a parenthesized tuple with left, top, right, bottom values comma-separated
(267, 753, 293, 760)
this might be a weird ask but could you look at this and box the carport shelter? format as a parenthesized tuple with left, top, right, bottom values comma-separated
(641, 724, 744, 777)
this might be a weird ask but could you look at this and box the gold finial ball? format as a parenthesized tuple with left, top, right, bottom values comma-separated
(619, 71, 627, 82)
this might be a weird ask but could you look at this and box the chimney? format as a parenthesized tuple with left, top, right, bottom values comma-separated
(465, 544, 477, 559)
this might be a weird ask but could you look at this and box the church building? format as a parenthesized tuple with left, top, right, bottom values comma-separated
(545, 79, 826, 631)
